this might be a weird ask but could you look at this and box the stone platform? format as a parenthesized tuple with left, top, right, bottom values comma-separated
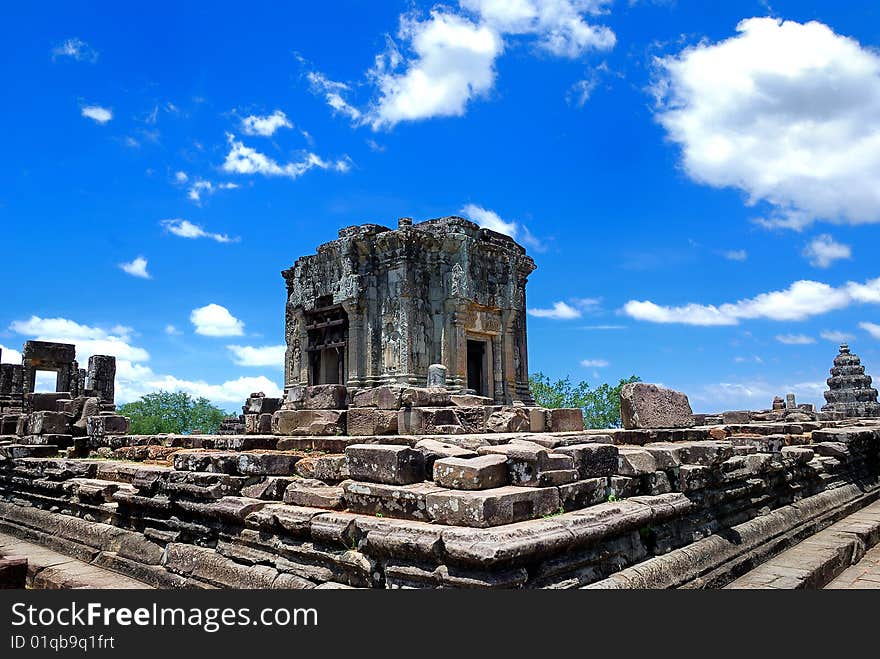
(1, 418, 878, 589)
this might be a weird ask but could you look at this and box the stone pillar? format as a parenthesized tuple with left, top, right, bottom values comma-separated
(785, 393, 797, 410)
(343, 301, 363, 388)
(427, 364, 447, 387)
(86, 355, 116, 403)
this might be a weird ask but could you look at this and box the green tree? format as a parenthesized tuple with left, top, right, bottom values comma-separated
(529, 373, 641, 429)
(117, 391, 227, 435)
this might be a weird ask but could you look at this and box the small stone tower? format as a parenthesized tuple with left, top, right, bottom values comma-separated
(821, 343, 880, 418)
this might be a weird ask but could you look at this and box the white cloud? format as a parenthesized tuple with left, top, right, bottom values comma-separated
(174, 171, 189, 183)
(723, 249, 748, 261)
(461, 203, 518, 237)
(367, 2, 614, 129)
(0, 345, 22, 364)
(190, 304, 245, 337)
(81, 105, 112, 124)
(115, 364, 282, 406)
(222, 134, 350, 180)
(164, 325, 183, 336)
(306, 72, 363, 122)
(227, 344, 286, 367)
(803, 234, 852, 268)
(775, 334, 815, 345)
(241, 110, 293, 136)
(860, 321, 880, 339)
(653, 17, 880, 230)
(567, 77, 598, 107)
(185, 179, 240, 203)
(51, 38, 98, 62)
(8, 316, 150, 363)
(624, 276, 880, 326)
(580, 359, 609, 368)
(161, 219, 238, 243)
(820, 329, 854, 343)
(119, 256, 151, 279)
(528, 301, 581, 319)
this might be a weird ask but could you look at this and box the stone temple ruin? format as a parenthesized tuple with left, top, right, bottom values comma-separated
(2, 218, 880, 590)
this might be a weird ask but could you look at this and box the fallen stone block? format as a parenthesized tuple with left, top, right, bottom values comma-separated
(401, 387, 451, 407)
(426, 486, 560, 527)
(342, 481, 445, 521)
(477, 442, 577, 487)
(347, 408, 399, 436)
(548, 408, 584, 432)
(398, 407, 467, 435)
(528, 408, 547, 432)
(433, 454, 508, 490)
(555, 443, 618, 478)
(376, 386, 406, 410)
(722, 410, 751, 424)
(237, 452, 302, 476)
(450, 394, 492, 407)
(27, 411, 71, 435)
(677, 464, 712, 492)
(607, 476, 639, 500)
(346, 444, 425, 485)
(272, 409, 346, 436)
(86, 414, 130, 437)
(486, 408, 529, 433)
(244, 396, 282, 415)
(677, 441, 734, 466)
(0, 445, 58, 459)
(620, 383, 694, 429)
(781, 446, 815, 464)
(642, 471, 672, 495)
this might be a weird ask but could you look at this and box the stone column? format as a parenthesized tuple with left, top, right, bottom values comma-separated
(86, 355, 116, 403)
(342, 301, 363, 388)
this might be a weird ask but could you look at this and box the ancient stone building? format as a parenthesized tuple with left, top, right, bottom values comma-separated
(282, 216, 536, 404)
(822, 343, 880, 418)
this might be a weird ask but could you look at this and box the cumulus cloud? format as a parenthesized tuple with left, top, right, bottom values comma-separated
(776, 334, 815, 345)
(624, 276, 880, 326)
(653, 17, 880, 230)
(528, 301, 582, 320)
(161, 219, 238, 244)
(227, 344, 286, 368)
(860, 321, 880, 339)
(459, 203, 546, 251)
(366, 1, 615, 128)
(803, 234, 852, 268)
(81, 105, 112, 124)
(51, 38, 98, 62)
(8, 316, 150, 363)
(241, 110, 293, 136)
(0, 345, 22, 363)
(221, 135, 350, 180)
(190, 304, 245, 337)
(119, 256, 151, 279)
(580, 358, 609, 368)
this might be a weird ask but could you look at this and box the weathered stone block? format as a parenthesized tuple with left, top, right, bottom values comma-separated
(376, 386, 405, 410)
(283, 481, 344, 509)
(27, 411, 71, 435)
(722, 410, 751, 424)
(451, 394, 493, 407)
(414, 438, 478, 475)
(244, 396, 282, 415)
(294, 455, 349, 481)
(433, 454, 508, 490)
(398, 407, 466, 435)
(558, 478, 606, 510)
(271, 409, 346, 436)
(548, 408, 584, 432)
(301, 385, 347, 410)
(426, 486, 560, 527)
(620, 383, 694, 429)
(244, 413, 273, 434)
(346, 444, 425, 485)
(677, 464, 712, 492)
(347, 408, 399, 436)
(342, 481, 444, 521)
(401, 387, 451, 407)
(617, 448, 658, 476)
(486, 408, 529, 433)
(85, 414, 130, 437)
(237, 452, 301, 476)
(528, 408, 547, 432)
(555, 443, 618, 478)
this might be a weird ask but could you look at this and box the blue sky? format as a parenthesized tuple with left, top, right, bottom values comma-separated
(2, 0, 880, 413)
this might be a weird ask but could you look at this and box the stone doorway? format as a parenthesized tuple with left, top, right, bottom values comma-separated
(305, 302, 348, 385)
(467, 339, 488, 396)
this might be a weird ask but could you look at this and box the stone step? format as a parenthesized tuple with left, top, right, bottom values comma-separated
(0, 531, 152, 589)
(725, 498, 880, 589)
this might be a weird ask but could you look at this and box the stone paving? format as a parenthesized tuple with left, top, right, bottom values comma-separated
(826, 544, 880, 589)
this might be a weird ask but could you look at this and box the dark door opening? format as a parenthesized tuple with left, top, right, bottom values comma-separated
(305, 302, 348, 385)
(467, 340, 485, 395)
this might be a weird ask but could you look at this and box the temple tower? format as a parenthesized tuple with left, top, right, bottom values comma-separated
(821, 343, 880, 418)
(281, 216, 537, 404)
